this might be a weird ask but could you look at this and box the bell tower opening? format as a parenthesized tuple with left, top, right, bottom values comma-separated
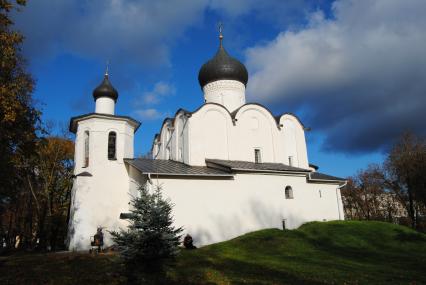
(108, 131, 117, 160)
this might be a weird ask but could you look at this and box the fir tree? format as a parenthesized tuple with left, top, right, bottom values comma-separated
(111, 183, 183, 276)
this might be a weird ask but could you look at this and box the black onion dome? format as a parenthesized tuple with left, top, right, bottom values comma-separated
(92, 74, 118, 102)
(198, 43, 248, 88)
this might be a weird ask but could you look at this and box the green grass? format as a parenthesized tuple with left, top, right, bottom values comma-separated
(1, 221, 425, 284)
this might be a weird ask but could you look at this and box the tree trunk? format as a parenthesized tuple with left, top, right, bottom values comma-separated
(407, 176, 416, 229)
(37, 201, 48, 250)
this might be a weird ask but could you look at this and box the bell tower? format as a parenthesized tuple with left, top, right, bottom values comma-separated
(67, 71, 140, 250)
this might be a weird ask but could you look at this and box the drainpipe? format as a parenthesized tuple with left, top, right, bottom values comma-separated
(336, 181, 347, 220)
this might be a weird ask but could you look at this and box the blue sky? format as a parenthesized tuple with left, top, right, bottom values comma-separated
(12, 0, 426, 178)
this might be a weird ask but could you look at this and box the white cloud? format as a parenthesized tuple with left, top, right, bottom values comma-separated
(245, 0, 426, 152)
(13, 0, 208, 67)
(13, 0, 323, 68)
(141, 82, 176, 105)
(131, 82, 175, 121)
(133, 108, 164, 120)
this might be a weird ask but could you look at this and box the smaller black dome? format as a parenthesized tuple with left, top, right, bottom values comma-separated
(198, 42, 248, 88)
(93, 74, 118, 102)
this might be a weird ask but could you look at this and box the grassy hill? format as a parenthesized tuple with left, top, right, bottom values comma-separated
(1, 221, 425, 284)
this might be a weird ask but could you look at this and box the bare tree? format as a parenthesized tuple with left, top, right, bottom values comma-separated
(384, 133, 426, 229)
(342, 165, 389, 221)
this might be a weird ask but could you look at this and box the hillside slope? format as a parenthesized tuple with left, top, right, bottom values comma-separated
(171, 221, 426, 284)
(1, 221, 425, 284)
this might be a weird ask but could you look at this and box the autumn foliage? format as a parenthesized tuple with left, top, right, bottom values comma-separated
(0, 1, 74, 251)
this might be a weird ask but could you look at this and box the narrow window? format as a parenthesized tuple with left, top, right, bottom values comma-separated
(285, 186, 293, 199)
(319, 190, 322, 198)
(108, 132, 117, 160)
(254, 148, 262, 163)
(288, 156, 293, 166)
(84, 131, 89, 167)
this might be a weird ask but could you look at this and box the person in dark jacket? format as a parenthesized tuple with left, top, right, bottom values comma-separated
(183, 234, 197, 249)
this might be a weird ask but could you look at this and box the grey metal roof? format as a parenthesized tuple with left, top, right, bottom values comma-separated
(309, 172, 346, 182)
(125, 158, 233, 177)
(69, 113, 141, 133)
(126, 158, 345, 184)
(206, 159, 311, 173)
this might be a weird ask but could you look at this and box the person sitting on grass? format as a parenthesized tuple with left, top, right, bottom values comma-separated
(183, 234, 197, 249)
(93, 227, 104, 252)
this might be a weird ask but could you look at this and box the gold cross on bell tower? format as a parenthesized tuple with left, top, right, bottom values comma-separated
(105, 60, 110, 77)
(218, 22, 224, 46)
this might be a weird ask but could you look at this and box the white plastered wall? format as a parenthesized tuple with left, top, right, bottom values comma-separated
(169, 104, 309, 167)
(154, 113, 191, 162)
(67, 117, 135, 250)
(279, 114, 309, 169)
(230, 105, 278, 163)
(203, 80, 246, 112)
(187, 104, 233, 165)
(128, 169, 344, 247)
(95, 97, 115, 115)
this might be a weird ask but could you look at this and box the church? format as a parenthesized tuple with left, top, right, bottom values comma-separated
(67, 32, 346, 250)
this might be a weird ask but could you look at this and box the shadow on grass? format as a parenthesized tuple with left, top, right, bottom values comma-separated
(171, 247, 327, 285)
(394, 229, 426, 242)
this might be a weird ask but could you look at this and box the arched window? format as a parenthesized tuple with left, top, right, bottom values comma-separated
(108, 132, 117, 160)
(84, 131, 89, 167)
(285, 186, 293, 199)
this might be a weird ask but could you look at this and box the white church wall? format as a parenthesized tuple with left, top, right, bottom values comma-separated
(158, 121, 172, 160)
(68, 118, 136, 250)
(281, 118, 299, 167)
(154, 113, 191, 163)
(128, 165, 145, 199)
(175, 114, 189, 163)
(280, 114, 309, 169)
(159, 125, 166, 159)
(183, 117, 190, 164)
(170, 124, 177, 161)
(173, 117, 180, 161)
(151, 105, 310, 169)
(187, 104, 233, 165)
(295, 123, 309, 169)
(202, 109, 229, 160)
(172, 119, 180, 162)
(130, 172, 344, 247)
(203, 80, 246, 112)
(153, 143, 159, 159)
(231, 105, 278, 163)
(176, 116, 183, 162)
(95, 97, 115, 115)
(123, 124, 135, 159)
